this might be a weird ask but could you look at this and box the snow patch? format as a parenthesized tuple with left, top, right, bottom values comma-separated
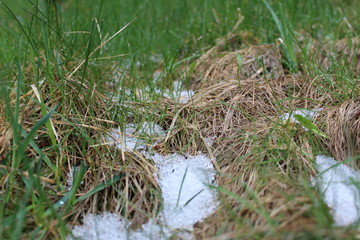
(149, 54, 163, 64)
(106, 125, 146, 151)
(280, 108, 322, 123)
(69, 215, 188, 240)
(69, 153, 217, 240)
(165, 80, 194, 104)
(312, 155, 360, 226)
(137, 81, 193, 103)
(105, 122, 166, 151)
(153, 70, 163, 82)
(70, 213, 130, 240)
(72, 123, 218, 239)
(149, 152, 218, 230)
(138, 121, 166, 138)
(280, 108, 323, 130)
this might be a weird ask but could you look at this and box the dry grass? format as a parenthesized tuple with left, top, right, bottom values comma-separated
(157, 46, 359, 237)
(158, 75, 326, 237)
(191, 45, 284, 90)
(68, 148, 160, 228)
(309, 37, 360, 76)
(164, 75, 336, 143)
(1, 27, 359, 239)
(317, 99, 360, 166)
(190, 120, 318, 238)
(0, 67, 161, 234)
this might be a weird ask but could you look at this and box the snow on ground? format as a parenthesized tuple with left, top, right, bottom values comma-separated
(69, 153, 218, 240)
(70, 213, 130, 240)
(169, 89, 194, 104)
(140, 79, 194, 103)
(153, 69, 163, 82)
(149, 54, 163, 64)
(138, 121, 166, 138)
(70, 214, 173, 240)
(106, 125, 146, 151)
(148, 152, 218, 230)
(164, 80, 194, 104)
(70, 123, 218, 240)
(280, 108, 323, 130)
(105, 122, 166, 152)
(312, 155, 360, 227)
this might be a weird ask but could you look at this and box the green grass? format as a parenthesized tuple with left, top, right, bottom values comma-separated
(0, 0, 359, 239)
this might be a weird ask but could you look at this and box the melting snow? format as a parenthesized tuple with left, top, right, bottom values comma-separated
(153, 70, 163, 82)
(312, 155, 360, 227)
(106, 125, 145, 151)
(138, 121, 166, 138)
(70, 213, 130, 240)
(166, 80, 194, 104)
(148, 152, 218, 230)
(71, 123, 218, 239)
(70, 214, 174, 240)
(139, 81, 194, 104)
(280, 108, 323, 123)
(105, 122, 166, 151)
(149, 54, 163, 64)
(280, 108, 323, 130)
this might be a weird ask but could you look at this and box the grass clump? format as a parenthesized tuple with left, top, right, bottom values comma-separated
(0, 0, 360, 239)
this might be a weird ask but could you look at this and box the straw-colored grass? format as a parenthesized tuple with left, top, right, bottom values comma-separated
(320, 100, 360, 165)
(191, 44, 284, 90)
(309, 37, 360, 76)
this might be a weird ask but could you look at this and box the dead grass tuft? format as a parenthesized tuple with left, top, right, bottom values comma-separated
(69, 148, 160, 228)
(191, 45, 284, 90)
(332, 37, 360, 76)
(317, 100, 360, 165)
(0, 65, 161, 236)
(2, 27, 359, 238)
(309, 37, 360, 76)
(165, 75, 334, 143)
(157, 73, 358, 237)
(191, 119, 318, 238)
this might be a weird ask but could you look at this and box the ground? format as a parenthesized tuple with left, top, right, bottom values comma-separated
(0, 0, 359, 239)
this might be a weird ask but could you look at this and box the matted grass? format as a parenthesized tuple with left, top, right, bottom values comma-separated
(0, 0, 360, 239)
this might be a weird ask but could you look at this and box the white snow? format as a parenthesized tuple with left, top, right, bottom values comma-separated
(312, 155, 360, 227)
(164, 80, 194, 104)
(148, 152, 218, 230)
(138, 121, 166, 138)
(69, 153, 218, 240)
(280, 108, 323, 123)
(173, 89, 194, 104)
(105, 122, 166, 151)
(280, 108, 323, 130)
(138, 81, 193, 104)
(70, 213, 131, 240)
(71, 123, 218, 239)
(149, 54, 163, 64)
(106, 125, 146, 151)
(69, 215, 188, 240)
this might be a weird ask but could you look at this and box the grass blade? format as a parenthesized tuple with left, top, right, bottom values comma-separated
(76, 173, 124, 203)
(176, 166, 188, 208)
